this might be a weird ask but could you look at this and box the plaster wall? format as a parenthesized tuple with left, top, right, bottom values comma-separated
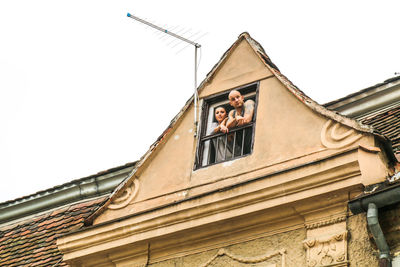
(146, 215, 383, 267)
(148, 228, 306, 267)
(380, 203, 400, 254)
(94, 37, 388, 225)
(199, 39, 273, 98)
(347, 213, 379, 266)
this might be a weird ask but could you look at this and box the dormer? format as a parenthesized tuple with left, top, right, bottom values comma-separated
(57, 33, 396, 267)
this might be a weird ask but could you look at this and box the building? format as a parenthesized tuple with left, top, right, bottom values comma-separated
(0, 162, 136, 266)
(2, 32, 400, 266)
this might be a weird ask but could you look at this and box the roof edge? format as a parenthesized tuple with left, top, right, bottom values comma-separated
(86, 33, 254, 225)
(0, 162, 135, 224)
(86, 32, 397, 225)
(324, 76, 400, 109)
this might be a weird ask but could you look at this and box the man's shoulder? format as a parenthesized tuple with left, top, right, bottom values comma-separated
(244, 99, 255, 106)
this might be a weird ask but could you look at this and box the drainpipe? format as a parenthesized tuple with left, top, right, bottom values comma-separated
(348, 183, 400, 267)
(367, 203, 391, 267)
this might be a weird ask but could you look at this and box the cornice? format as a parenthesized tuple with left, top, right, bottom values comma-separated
(58, 148, 363, 262)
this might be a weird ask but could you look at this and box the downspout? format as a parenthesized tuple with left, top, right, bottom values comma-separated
(367, 203, 391, 267)
(348, 183, 400, 267)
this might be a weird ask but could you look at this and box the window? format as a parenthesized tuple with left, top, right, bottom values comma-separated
(195, 82, 259, 169)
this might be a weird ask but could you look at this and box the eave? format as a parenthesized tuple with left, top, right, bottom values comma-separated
(0, 162, 136, 225)
(324, 76, 400, 119)
(58, 146, 365, 264)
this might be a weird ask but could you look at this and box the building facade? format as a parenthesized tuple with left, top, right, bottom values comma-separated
(2, 33, 400, 267)
(56, 33, 399, 267)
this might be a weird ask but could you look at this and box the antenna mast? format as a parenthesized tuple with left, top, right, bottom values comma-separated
(127, 13, 201, 136)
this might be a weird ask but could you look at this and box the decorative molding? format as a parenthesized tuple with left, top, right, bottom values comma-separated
(305, 215, 347, 230)
(58, 149, 361, 262)
(108, 179, 139, 210)
(200, 248, 286, 267)
(303, 231, 348, 267)
(107, 243, 149, 267)
(321, 120, 362, 149)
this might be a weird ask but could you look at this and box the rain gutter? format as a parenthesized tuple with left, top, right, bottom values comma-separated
(325, 78, 400, 119)
(0, 164, 134, 224)
(349, 183, 400, 267)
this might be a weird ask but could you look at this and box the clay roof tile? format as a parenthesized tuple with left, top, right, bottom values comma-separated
(0, 196, 106, 266)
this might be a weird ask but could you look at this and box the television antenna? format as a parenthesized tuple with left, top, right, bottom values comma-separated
(127, 13, 202, 137)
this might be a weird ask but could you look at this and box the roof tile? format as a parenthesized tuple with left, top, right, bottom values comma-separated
(0, 196, 106, 266)
(360, 106, 400, 154)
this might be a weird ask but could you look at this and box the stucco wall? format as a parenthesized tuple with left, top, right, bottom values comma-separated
(147, 215, 384, 267)
(381, 203, 400, 254)
(347, 213, 379, 266)
(149, 228, 306, 267)
(146, 216, 384, 267)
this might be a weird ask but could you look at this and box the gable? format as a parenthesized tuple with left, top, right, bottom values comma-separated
(90, 33, 393, 226)
(199, 37, 273, 98)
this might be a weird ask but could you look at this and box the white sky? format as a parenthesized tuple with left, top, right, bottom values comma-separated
(1, 1, 399, 202)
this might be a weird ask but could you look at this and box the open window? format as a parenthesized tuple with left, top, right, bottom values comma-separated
(195, 82, 259, 169)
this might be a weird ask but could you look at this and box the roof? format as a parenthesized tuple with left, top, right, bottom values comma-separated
(324, 76, 400, 118)
(0, 196, 106, 267)
(322, 76, 400, 158)
(0, 162, 136, 224)
(360, 106, 400, 156)
(0, 161, 137, 267)
(87, 32, 394, 225)
(324, 76, 400, 108)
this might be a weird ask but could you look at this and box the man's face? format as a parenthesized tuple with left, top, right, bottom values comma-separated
(229, 90, 244, 109)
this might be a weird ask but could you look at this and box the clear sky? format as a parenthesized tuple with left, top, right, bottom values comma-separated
(1, 1, 399, 202)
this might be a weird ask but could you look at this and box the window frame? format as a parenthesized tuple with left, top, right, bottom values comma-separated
(194, 82, 260, 169)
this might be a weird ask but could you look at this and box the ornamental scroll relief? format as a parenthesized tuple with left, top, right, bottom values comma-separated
(303, 231, 348, 267)
(200, 248, 286, 267)
(108, 178, 140, 210)
(321, 120, 362, 149)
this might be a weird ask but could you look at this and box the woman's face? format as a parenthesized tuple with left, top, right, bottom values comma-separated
(215, 107, 227, 123)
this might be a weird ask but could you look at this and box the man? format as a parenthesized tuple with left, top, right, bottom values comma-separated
(226, 90, 255, 156)
(226, 90, 255, 129)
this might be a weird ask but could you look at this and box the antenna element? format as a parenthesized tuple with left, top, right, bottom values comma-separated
(127, 12, 202, 136)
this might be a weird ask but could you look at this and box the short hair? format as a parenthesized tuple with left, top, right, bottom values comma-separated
(228, 90, 242, 99)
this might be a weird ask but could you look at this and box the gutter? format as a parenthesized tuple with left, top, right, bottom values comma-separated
(324, 77, 400, 119)
(0, 164, 134, 224)
(349, 183, 400, 267)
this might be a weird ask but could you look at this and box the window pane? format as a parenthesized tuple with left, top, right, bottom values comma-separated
(196, 83, 258, 169)
(213, 135, 232, 162)
(201, 140, 211, 167)
(234, 130, 243, 157)
(243, 127, 253, 155)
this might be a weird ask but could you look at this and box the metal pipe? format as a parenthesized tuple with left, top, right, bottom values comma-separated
(0, 165, 133, 224)
(367, 203, 391, 266)
(348, 185, 400, 215)
(194, 45, 198, 136)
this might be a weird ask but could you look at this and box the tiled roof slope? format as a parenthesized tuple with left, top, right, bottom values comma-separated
(324, 76, 400, 108)
(0, 196, 106, 267)
(0, 161, 136, 209)
(360, 106, 400, 155)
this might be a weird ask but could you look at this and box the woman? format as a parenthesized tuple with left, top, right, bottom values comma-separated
(209, 106, 232, 162)
(212, 106, 229, 134)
